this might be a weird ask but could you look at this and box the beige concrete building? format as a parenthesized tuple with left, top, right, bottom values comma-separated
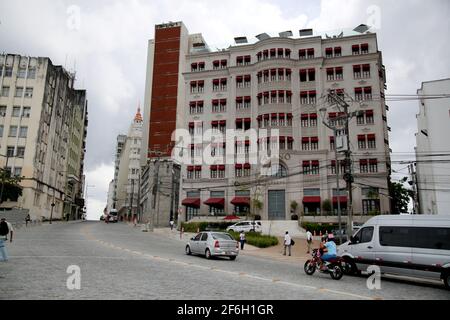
(115, 109, 143, 219)
(0, 54, 88, 221)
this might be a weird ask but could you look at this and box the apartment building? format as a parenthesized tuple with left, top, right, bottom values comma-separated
(141, 22, 391, 222)
(415, 78, 450, 215)
(115, 108, 143, 219)
(0, 54, 88, 220)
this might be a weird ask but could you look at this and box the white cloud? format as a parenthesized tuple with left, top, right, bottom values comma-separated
(84, 162, 114, 220)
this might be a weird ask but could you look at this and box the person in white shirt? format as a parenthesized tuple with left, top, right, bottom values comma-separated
(283, 231, 292, 256)
(306, 230, 313, 254)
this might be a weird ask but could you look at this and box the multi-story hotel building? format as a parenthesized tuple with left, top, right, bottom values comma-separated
(0, 54, 88, 220)
(141, 22, 391, 223)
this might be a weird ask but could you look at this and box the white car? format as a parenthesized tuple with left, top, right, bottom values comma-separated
(186, 232, 239, 260)
(226, 221, 262, 233)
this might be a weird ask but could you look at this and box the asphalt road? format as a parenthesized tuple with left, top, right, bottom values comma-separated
(1, 221, 449, 300)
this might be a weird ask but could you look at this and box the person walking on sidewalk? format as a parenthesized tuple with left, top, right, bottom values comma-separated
(283, 231, 292, 256)
(170, 219, 175, 231)
(0, 218, 14, 262)
(239, 231, 246, 250)
(306, 229, 313, 254)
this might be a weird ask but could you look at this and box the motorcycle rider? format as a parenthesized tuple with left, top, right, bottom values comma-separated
(319, 233, 337, 271)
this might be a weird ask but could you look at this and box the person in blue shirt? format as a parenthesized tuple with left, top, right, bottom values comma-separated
(320, 234, 337, 269)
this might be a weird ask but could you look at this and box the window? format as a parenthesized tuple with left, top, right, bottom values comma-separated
(3, 66, 12, 77)
(303, 161, 319, 175)
(25, 87, 33, 98)
(14, 167, 22, 177)
(334, 47, 342, 57)
(358, 135, 367, 149)
(15, 87, 24, 97)
(360, 159, 368, 173)
(367, 134, 376, 149)
(353, 227, 374, 244)
(300, 91, 316, 105)
(326, 67, 343, 81)
(0, 125, 3, 137)
(1, 86, 10, 97)
(12, 106, 21, 117)
(7, 146, 15, 157)
(329, 136, 335, 150)
(18, 68, 27, 78)
(362, 199, 380, 215)
(353, 65, 362, 79)
(9, 125, 18, 137)
(379, 227, 413, 247)
(364, 87, 372, 100)
(189, 101, 204, 115)
(19, 126, 28, 138)
(0, 106, 6, 117)
(366, 110, 374, 124)
(362, 64, 371, 78)
(16, 147, 25, 158)
(369, 159, 378, 172)
(355, 87, 363, 101)
(352, 44, 360, 55)
(28, 68, 36, 79)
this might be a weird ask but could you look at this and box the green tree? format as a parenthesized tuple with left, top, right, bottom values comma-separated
(389, 178, 413, 214)
(0, 169, 23, 203)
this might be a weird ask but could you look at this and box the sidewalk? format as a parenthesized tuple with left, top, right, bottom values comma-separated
(150, 226, 320, 264)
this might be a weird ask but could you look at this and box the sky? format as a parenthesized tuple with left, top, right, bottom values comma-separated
(0, 0, 449, 220)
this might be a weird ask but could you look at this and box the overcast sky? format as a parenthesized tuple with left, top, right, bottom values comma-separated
(1, 0, 449, 220)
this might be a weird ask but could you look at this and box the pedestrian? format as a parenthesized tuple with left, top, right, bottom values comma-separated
(133, 215, 138, 227)
(283, 231, 292, 256)
(306, 229, 313, 254)
(170, 219, 175, 231)
(239, 231, 246, 250)
(0, 218, 14, 262)
(25, 214, 31, 227)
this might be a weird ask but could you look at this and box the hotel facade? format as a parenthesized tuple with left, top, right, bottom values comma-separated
(141, 22, 391, 223)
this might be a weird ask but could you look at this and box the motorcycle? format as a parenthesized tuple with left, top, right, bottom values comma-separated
(304, 249, 344, 280)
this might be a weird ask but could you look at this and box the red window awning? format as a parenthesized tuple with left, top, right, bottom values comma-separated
(236, 76, 243, 82)
(358, 135, 366, 141)
(303, 196, 321, 204)
(300, 69, 307, 74)
(287, 113, 293, 119)
(219, 165, 226, 171)
(213, 79, 220, 84)
(199, 62, 205, 67)
(235, 164, 243, 169)
(353, 65, 361, 72)
(213, 60, 220, 66)
(311, 160, 320, 166)
(191, 63, 198, 68)
(309, 90, 317, 95)
(334, 47, 342, 53)
(212, 99, 219, 105)
(301, 114, 309, 120)
(361, 43, 369, 50)
(221, 60, 227, 66)
(231, 197, 250, 206)
(244, 118, 251, 123)
(244, 163, 251, 169)
(302, 137, 310, 143)
(236, 118, 243, 124)
(355, 87, 363, 93)
(325, 47, 333, 53)
(244, 96, 251, 102)
(360, 159, 368, 165)
(236, 97, 243, 102)
(365, 110, 374, 116)
(244, 75, 251, 81)
(219, 120, 226, 126)
(195, 166, 202, 171)
(330, 136, 335, 142)
(362, 64, 370, 71)
(364, 87, 372, 94)
(333, 196, 348, 203)
(311, 137, 319, 143)
(182, 198, 201, 208)
(367, 134, 376, 140)
(303, 161, 310, 166)
(198, 80, 204, 85)
(310, 113, 317, 119)
(212, 121, 219, 126)
(189, 122, 195, 128)
(187, 166, 194, 171)
(204, 198, 225, 207)
(369, 159, 378, 164)
(287, 136, 294, 142)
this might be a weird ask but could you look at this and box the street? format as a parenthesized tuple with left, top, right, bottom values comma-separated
(0, 222, 449, 300)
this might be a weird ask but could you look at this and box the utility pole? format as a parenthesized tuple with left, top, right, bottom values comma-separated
(319, 110, 343, 243)
(327, 91, 361, 237)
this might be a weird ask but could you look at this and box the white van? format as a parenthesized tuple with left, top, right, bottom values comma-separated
(337, 215, 450, 289)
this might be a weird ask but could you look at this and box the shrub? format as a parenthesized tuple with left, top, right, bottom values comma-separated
(228, 231, 279, 248)
(301, 222, 338, 234)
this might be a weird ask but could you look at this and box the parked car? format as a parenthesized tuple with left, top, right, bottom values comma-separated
(337, 215, 450, 289)
(226, 221, 262, 233)
(186, 232, 239, 260)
